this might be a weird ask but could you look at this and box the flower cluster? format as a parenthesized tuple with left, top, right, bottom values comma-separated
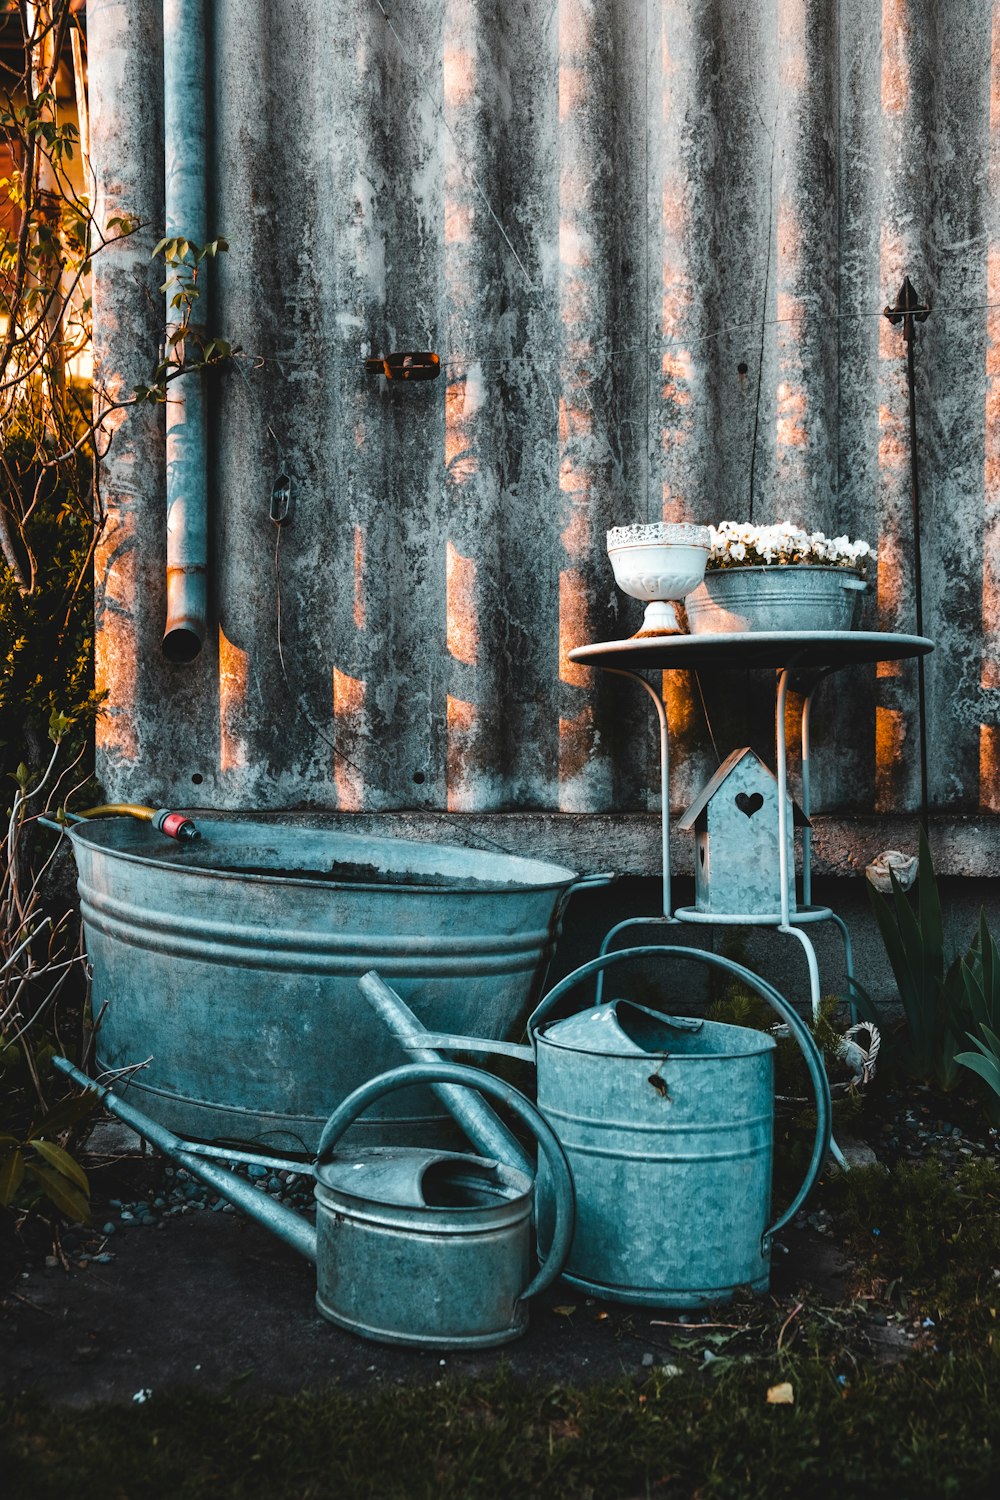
(706, 521, 873, 574)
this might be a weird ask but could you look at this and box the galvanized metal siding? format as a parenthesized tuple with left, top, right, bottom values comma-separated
(91, 0, 1000, 824)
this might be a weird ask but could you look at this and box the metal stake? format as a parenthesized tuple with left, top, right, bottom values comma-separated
(883, 276, 931, 829)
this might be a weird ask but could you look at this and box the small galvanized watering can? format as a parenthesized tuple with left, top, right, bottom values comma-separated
(312, 1061, 574, 1347)
(53, 1057, 574, 1349)
(361, 945, 832, 1308)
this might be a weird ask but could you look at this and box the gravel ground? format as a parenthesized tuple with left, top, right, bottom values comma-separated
(2, 1087, 996, 1406)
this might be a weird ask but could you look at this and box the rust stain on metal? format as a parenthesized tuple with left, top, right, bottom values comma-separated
(981, 730, 1000, 813)
(647, 1069, 670, 1100)
(218, 627, 249, 775)
(778, 0, 809, 92)
(333, 668, 365, 812)
(559, 570, 590, 689)
(446, 541, 478, 667)
(558, 705, 597, 809)
(86, 1, 999, 824)
(776, 381, 809, 451)
(876, 705, 907, 810)
(880, 0, 911, 118)
(95, 517, 140, 766)
(446, 695, 477, 812)
(661, 670, 696, 740)
(353, 527, 366, 632)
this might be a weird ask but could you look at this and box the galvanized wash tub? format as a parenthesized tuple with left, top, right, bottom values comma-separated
(68, 818, 580, 1150)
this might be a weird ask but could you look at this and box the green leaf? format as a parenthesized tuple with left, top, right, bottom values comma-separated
(0, 1041, 22, 1071)
(28, 1139, 89, 1194)
(48, 706, 73, 743)
(0, 1148, 25, 1207)
(977, 1023, 1000, 1058)
(24, 1161, 90, 1222)
(955, 1051, 1000, 1098)
(845, 976, 883, 1028)
(31, 1092, 99, 1137)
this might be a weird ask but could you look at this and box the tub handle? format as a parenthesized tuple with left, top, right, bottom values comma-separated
(528, 944, 831, 1252)
(316, 1060, 575, 1302)
(841, 576, 867, 592)
(568, 872, 615, 891)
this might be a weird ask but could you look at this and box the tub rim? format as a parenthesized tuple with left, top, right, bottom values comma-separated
(65, 815, 580, 897)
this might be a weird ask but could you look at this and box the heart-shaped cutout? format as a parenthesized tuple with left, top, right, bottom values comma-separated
(735, 792, 764, 818)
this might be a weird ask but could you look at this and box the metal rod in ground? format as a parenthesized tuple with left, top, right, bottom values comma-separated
(52, 1058, 317, 1263)
(357, 971, 533, 1176)
(884, 277, 931, 831)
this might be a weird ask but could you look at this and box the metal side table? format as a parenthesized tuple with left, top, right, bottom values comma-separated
(568, 630, 934, 1020)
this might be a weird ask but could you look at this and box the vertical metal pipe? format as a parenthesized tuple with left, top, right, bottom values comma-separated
(905, 331, 930, 832)
(162, 0, 208, 663)
(775, 668, 791, 927)
(800, 689, 813, 908)
(607, 669, 671, 917)
(883, 277, 931, 828)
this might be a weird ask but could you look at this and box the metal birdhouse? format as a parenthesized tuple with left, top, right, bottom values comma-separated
(678, 747, 810, 917)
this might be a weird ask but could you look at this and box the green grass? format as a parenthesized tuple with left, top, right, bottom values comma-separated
(5, 1157, 1000, 1499)
(3, 1353, 999, 1500)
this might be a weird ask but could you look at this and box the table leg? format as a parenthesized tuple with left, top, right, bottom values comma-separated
(780, 921, 823, 1023)
(775, 668, 793, 929)
(827, 910, 859, 1025)
(605, 668, 672, 920)
(801, 688, 813, 908)
(595, 914, 677, 1004)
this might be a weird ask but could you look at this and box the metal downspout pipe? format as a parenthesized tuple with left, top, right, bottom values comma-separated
(162, 0, 208, 663)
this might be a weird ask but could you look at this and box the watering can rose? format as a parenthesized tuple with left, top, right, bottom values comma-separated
(706, 521, 873, 576)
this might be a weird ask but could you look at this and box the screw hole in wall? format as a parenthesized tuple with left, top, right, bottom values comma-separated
(412, 770, 426, 785)
(191, 773, 204, 785)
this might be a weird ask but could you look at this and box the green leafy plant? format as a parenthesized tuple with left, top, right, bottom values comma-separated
(852, 828, 970, 1090)
(0, 4, 135, 784)
(954, 912, 1000, 1122)
(1, 720, 97, 1225)
(0, 1090, 95, 1222)
(133, 234, 236, 404)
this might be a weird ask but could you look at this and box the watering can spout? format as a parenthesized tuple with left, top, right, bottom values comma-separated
(51, 1058, 317, 1264)
(357, 971, 534, 1175)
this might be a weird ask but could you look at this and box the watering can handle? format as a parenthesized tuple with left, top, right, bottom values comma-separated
(528, 944, 832, 1250)
(315, 1061, 575, 1302)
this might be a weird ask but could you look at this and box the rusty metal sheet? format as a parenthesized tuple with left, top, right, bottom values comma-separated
(90, 0, 1000, 823)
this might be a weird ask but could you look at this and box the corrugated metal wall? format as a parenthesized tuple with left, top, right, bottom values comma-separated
(90, 0, 1000, 838)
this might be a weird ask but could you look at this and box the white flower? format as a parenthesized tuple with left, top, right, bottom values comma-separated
(705, 519, 873, 573)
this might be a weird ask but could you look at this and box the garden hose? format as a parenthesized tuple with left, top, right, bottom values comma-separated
(71, 805, 200, 842)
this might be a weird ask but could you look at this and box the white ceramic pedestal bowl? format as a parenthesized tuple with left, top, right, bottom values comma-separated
(606, 523, 711, 636)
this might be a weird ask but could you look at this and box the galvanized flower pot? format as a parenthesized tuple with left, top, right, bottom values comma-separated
(685, 565, 866, 634)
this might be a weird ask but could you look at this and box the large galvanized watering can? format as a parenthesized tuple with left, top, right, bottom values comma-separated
(361, 945, 832, 1308)
(53, 1057, 574, 1348)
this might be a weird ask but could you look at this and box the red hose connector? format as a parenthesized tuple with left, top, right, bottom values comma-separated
(152, 809, 201, 841)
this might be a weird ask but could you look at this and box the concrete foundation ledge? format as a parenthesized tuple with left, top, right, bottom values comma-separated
(183, 809, 1000, 881)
